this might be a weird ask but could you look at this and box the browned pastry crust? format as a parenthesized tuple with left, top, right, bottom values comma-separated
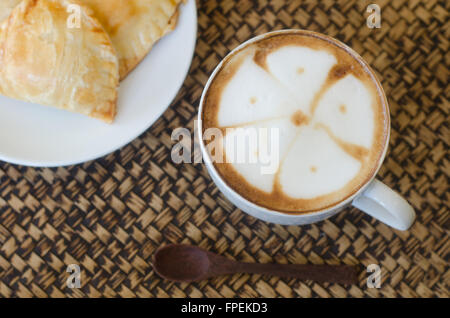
(0, 0, 185, 80)
(0, 0, 119, 123)
(80, 0, 185, 79)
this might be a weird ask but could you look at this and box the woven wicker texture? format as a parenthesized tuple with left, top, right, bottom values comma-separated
(0, 0, 449, 298)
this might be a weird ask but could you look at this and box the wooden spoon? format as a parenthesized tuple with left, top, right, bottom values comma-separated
(153, 244, 358, 284)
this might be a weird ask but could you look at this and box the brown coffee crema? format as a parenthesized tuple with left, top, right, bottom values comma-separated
(201, 31, 390, 214)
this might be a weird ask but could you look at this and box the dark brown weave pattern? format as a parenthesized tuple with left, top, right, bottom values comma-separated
(0, 0, 449, 298)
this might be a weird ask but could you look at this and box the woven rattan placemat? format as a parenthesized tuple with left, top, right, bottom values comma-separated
(0, 0, 448, 298)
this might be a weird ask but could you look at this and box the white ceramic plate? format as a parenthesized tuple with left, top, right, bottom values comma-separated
(0, 0, 197, 167)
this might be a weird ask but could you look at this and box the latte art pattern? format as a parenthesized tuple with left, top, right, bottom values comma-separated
(202, 32, 389, 213)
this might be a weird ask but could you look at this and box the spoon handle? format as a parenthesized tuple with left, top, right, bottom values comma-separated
(235, 262, 358, 284)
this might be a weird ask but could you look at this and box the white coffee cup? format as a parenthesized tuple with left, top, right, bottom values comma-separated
(197, 30, 415, 231)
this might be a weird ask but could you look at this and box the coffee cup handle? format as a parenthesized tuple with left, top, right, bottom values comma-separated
(352, 179, 415, 231)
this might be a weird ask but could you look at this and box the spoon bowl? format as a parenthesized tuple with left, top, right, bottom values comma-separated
(153, 244, 211, 282)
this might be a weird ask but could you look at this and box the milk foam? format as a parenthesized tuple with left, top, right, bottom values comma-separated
(218, 54, 299, 127)
(279, 126, 361, 198)
(266, 47, 337, 114)
(223, 117, 298, 192)
(312, 75, 374, 148)
(203, 32, 387, 212)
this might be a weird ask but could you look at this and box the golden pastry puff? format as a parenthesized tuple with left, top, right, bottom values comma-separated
(0, 0, 120, 123)
(82, 0, 185, 79)
(0, 0, 184, 80)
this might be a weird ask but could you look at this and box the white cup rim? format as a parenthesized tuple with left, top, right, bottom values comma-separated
(197, 29, 391, 220)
